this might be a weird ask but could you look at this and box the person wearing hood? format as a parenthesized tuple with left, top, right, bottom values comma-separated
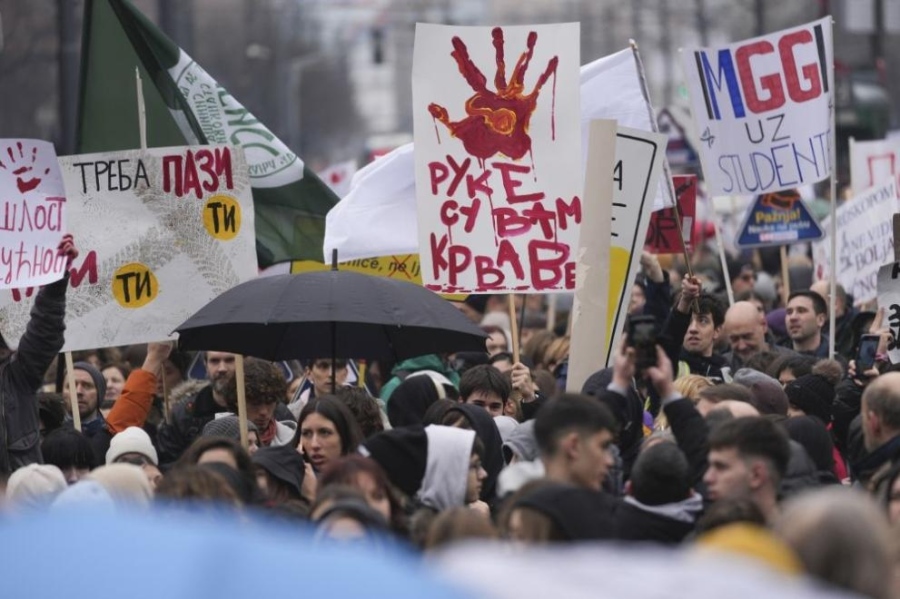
(252, 444, 309, 509)
(440, 403, 504, 504)
(359, 425, 486, 511)
(506, 482, 617, 542)
(380, 355, 460, 404)
(614, 441, 704, 543)
(222, 358, 296, 448)
(387, 375, 446, 428)
(360, 424, 486, 547)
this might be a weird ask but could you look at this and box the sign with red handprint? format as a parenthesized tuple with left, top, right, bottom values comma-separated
(413, 23, 582, 294)
(0, 139, 68, 289)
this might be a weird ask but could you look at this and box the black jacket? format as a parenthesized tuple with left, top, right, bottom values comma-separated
(662, 309, 730, 383)
(0, 275, 68, 475)
(612, 496, 702, 544)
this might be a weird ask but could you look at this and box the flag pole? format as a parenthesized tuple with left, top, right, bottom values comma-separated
(632, 41, 698, 301)
(713, 215, 735, 307)
(135, 67, 147, 151)
(828, 20, 837, 361)
(780, 245, 791, 305)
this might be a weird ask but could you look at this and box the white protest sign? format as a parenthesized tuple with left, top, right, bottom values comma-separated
(813, 179, 898, 305)
(606, 127, 668, 366)
(413, 23, 582, 294)
(849, 137, 900, 196)
(877, 262, 900, 363)
(0, 145, 257, 351)
(567, 119, 618, 393)
(0, 139, 67, 289)
(681, 18, 834, 196)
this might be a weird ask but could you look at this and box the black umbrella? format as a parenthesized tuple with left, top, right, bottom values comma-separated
(174, 269, 487, 363)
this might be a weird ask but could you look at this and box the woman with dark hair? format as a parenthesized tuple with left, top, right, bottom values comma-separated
(295, 395, 363, 473)
(41, 428, 95, 485)
(177, 436, 259, 504)
(319, 454, 406, 534)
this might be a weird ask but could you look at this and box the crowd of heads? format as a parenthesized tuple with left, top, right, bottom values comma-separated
(5, 250, 900, 599)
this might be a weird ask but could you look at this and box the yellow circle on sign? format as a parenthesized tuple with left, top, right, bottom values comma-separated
(202, 195, 241, 240)
(112, 262, 159, 309)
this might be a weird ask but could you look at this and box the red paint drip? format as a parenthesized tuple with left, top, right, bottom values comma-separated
(551, 67, 557, 141)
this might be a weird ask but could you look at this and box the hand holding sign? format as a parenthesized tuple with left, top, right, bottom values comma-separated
(57, 234, 78, 269)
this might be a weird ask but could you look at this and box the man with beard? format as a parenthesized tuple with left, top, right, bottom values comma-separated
(157, 351, 238, 464)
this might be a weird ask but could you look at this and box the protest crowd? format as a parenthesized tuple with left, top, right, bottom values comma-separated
(1, 236, 899, 599)
(4, 2, 900, 599)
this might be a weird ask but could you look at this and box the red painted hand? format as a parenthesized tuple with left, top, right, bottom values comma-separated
(428, 28, 558, 162)
(0, 141, 51, 194)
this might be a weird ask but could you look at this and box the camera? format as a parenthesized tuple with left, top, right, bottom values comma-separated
(627, 315, 658, 372)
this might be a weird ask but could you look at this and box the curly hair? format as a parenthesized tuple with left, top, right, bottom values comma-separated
(335, 386, 384, 438)
(223, 357, 287, 409)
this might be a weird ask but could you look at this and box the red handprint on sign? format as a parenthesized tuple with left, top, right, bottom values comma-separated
(428, 28, 558, 162)
(0, 141, 50, 194)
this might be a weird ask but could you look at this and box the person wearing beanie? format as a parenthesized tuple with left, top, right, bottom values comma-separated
(106, 426, 162, 490)
(732, 368, 789, 416)
(0, 234, 80, 476)
(785, 372, 839, 425)
(359, 425, 429, 500)
(5, 463, 68, 513)
(202, 415, 261, 452)
(64, 361, 108, 438)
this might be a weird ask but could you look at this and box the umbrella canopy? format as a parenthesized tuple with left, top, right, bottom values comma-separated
(174, 270, 487, 361)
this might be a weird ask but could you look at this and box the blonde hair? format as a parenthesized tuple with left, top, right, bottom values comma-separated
(674, 375, 714, 403)
(543, 336, 570, 372)
(655, 375, 713, 431)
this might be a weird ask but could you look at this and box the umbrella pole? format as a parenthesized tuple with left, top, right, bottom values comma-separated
(331, 249, 338, 392)
(235, 354, 248, 449)
(507, 294, 521, 364)
(331, 320, 337, 392)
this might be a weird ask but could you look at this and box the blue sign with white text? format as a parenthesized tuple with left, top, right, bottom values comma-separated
(737, 189, 824, 248)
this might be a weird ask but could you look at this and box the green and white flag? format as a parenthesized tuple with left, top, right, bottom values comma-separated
(77, 0, 339, 267)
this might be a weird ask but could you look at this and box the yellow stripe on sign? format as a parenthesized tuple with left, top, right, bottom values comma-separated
(606, 247, 631, 351)
(290, 256, 468, 302)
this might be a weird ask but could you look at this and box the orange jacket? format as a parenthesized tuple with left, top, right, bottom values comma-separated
(105, 369, 157, 435)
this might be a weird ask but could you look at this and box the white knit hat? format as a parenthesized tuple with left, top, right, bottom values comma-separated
(105, 426, 158, 466)
(5, 464, 67, 510)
